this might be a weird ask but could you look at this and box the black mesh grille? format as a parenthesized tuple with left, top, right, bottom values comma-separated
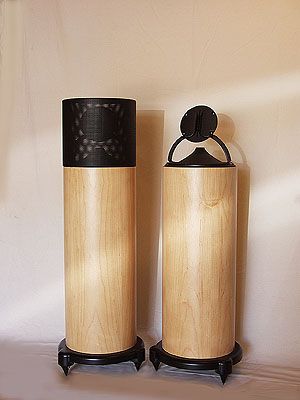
(63, 98, 136, 167)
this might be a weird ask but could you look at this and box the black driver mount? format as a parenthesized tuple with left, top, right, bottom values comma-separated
(149, 105, 242, 384)
(58, 337, 145, 376)
(166, 104, 233, 168)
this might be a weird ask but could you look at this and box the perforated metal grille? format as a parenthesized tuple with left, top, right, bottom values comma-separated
(63, 98, 136, 167)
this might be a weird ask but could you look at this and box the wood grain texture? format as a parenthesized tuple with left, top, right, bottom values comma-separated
(162, 166, 237, 359)
(64, 167, 136, 354)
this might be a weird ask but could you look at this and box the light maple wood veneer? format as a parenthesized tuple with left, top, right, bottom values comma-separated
(162, 166, 237, 359)
(64, 167, 136, 354)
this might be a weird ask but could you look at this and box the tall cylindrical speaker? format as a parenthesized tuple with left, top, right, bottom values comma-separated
(58, 98, 145, 375)
(150, 105, 242, 384)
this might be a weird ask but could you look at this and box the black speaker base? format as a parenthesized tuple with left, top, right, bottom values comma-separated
(58, 336, 145, 376)
(149, 341, 242, 384)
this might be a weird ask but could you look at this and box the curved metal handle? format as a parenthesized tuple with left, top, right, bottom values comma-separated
(167, 134, 231, 164)
(210, 135, 232, 163)
(167, 136, 185, 163)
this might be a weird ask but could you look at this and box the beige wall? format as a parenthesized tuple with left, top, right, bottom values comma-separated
(0, 0, 299, 367)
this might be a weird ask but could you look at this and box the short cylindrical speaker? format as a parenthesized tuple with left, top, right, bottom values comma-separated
(150, 105, 242, 383)
(58, 98, 145, 375)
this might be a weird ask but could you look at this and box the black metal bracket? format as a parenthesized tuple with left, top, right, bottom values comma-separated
(167, 105, 232, 165)
(167, 134, 231, 164)
(58, 336, 145, 376)
(149, 341, 242, 384)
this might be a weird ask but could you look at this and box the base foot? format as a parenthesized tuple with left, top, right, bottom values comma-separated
(149, 346, 160, 371)
(216, 358, 233, 384)
(58, 337, 145, 375)
(149, 341, 242, 384)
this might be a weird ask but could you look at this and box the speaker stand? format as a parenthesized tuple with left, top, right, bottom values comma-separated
(149, 341, 242, 384)
(58, 336, 145, 375)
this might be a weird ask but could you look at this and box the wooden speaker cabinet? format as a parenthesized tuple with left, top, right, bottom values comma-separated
(150, 106, 242, 384)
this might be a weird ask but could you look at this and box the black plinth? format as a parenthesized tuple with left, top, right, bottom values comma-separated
(58, 336, 145, 375)
(149, 341, 242, 384)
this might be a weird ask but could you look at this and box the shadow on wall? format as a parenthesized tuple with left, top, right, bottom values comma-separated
(215, 114, 251, 354)
(136, 110, 164, 337)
